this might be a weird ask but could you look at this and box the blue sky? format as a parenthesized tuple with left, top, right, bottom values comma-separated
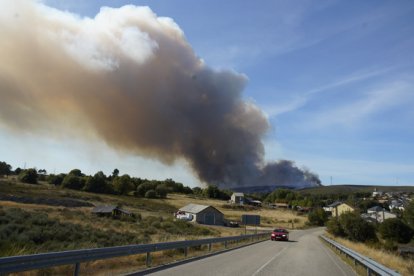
(1, 0, 413, 186)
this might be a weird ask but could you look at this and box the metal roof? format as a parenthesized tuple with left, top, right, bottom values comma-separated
(327, 201, 342, 207)
(232, 192, 244, 197)
(179, 203, 218, 214)
(368, 206, 384, 212)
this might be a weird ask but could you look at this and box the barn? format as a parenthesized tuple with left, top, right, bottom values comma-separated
(179, 203, 224, 226)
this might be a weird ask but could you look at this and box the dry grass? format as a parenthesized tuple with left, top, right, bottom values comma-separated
(165, 194, 307, 229)
(326, 233, 414, 276)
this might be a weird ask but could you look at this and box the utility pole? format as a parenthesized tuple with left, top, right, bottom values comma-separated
(330, 176, 333, 185)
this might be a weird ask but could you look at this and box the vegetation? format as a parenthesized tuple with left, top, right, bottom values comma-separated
(327, 212, 377, 243)
(378, 218, 413, 244)
(307, 208, 328, 226)
(0, 161, 12, 177)
(18, 168, 38, 184)
(0, 207, 145, 256)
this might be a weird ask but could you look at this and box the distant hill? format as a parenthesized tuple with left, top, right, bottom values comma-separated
(230, 185, 296, 194)
(298, 184, 414, 195)
(230, 184, 414, 195)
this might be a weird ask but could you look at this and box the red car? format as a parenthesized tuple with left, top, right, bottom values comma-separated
(271, 228, 289, 241)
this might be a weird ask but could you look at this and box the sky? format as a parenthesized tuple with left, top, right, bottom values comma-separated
(1, 0, 413, 187)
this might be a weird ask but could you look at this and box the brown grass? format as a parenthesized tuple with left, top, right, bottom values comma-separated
(326, 233, 414, 276)
(165, 194, 307, 229)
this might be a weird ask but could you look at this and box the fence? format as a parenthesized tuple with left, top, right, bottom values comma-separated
(0, 232, 269, 275)
(321, 235, 400, 276)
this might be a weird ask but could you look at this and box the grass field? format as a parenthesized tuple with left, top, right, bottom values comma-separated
(2, 179, 303, 274)
(0, 179, 306, 248)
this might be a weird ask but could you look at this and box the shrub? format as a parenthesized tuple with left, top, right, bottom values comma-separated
(379, 218, 413, 244)
(327, 219, 345, 237)
(339, 212, 377, 242)
(0, 207, 147, 256)
(145, 189, 157, 199)
(308, 208, 328, 226)
(18, 169, 38, 184)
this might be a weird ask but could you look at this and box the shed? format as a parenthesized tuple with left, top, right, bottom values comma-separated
(179, 203, 224, 225)
(92, 205, 132, 217)
(231, 193, 245, 204)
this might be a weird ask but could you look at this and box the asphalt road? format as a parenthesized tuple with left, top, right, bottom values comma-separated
(143, 228, 355, 276)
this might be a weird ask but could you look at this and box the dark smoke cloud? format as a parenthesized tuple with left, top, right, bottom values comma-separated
(0, 1, 320, 188)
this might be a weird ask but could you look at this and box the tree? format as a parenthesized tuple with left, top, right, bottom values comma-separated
(155, 184, 168, 198)
(84, 171, 112, 194)
(18, 169, 38, 184)
(379, 218, 413, 244)
(68, 169, 84, 177)
(0, 161, 12, 177)
(308, 208, 329, 226)
(14, 167, 22, 175)
(112, 168, 119, 178)
(113, 174, 134, 195)
(47, 173, 66, 185)
(136, 181, 156, 197)
(61, 174, 84, 190)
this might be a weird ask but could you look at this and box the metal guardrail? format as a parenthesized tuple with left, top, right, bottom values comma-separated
(321, 235, 400, 276)
(0, 232, 269, 275)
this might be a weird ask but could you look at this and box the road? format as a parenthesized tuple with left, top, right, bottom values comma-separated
(142, 228, 355, 276)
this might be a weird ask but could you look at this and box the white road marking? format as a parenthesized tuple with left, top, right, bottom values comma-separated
(251, 246, 287, 276)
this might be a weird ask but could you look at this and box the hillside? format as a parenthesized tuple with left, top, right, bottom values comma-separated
(0, 179, 307, 256)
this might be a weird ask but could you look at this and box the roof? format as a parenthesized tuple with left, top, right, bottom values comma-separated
(92, 205, 131, 215)
(232, 192, 244, 197)
(368, 206, 384, 212)
(179, 203, 221, 214)
(327, 201, 342, 207)
(92, 205, 117, 213)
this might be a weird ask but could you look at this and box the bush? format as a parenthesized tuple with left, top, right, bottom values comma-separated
(339, 212, 377, 242)
(308, 208, 328, 226)
(0, 207, 147, 256)
(18, 169, 38, 184)
(379, 218, 413, 244)
(327, 213, 377, 243)
(327, 219, 345, 237)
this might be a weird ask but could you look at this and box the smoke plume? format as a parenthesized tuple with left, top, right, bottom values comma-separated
(0, 1, 320, 189)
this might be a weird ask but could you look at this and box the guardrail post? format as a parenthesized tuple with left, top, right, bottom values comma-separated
(73, 262, 80, 276)
(146, 252, 152, 267)
(208, 243, 212, 251)
(184, 247, 188, 257)
(224, 241, 227, 249)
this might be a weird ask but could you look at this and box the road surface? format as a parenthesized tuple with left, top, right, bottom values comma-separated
(142, 228, 355, 276)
